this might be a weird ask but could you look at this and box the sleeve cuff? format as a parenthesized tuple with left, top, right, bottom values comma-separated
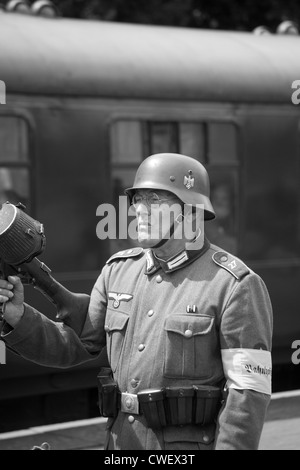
(0, 304, 39, 346)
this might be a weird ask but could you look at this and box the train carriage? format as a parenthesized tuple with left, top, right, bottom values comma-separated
(0, 10, 299, 428)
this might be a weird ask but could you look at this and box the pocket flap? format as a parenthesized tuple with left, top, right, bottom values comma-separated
(105, 310, 129, 333)
(164, 314, 214, 337)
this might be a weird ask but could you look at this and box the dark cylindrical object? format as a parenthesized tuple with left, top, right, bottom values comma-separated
(0, 202, 45, 264)
(0, 202, 89, 336)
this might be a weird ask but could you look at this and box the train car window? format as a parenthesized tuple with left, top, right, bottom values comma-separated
(208, 123, 237, 164)
(204, 122, 239, 253)
(145, 122, 178, 155)
(0, 116, 28, 162)
(0, 167, 29, 206)
(205, 168, 239, 255)
(0, 116, 30, 208)
(110, 120, 144, 196)
(111, 121, 143, 163)
(179, 123, 206, 162)
(110, 121, 144, 252)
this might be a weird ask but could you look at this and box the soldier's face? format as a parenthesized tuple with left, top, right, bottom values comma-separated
(132, 190, 183, 248)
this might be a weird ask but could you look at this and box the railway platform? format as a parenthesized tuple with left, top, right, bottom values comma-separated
(0, 390, 299, 450)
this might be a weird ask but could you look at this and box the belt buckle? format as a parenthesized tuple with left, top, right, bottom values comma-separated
(121, 392, 140, 415)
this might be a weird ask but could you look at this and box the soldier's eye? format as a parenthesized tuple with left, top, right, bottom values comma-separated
(148, 194, 160, 204)
(132, 195, 143, 205)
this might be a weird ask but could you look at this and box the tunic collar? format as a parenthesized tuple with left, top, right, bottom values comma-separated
(144, 236, 210, 275)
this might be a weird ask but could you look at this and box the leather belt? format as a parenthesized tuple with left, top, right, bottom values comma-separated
(117, 386, 222, 429)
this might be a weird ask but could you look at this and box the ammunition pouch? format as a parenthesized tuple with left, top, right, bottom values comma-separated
(97, 368, 222, 429)
(138, 389, 167, 429)
(138, 385, 222, 430)
(97, 367, 119, 418)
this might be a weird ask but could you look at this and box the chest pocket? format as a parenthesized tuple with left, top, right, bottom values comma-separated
(105, 310, 129, 373)
(164, 314, 215, 379)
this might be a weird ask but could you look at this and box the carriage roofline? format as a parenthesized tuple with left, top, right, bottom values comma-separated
(0, 13, 299, 103)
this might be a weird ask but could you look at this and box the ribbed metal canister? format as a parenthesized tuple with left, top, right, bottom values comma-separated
(0, 203, 45, 265)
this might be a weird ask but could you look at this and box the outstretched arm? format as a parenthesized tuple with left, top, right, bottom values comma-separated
(0, 272, 107, 368)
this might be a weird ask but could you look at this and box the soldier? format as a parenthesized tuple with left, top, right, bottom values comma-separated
(0, 153, 272, 450)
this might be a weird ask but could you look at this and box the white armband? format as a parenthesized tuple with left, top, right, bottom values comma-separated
(221, 348, 272, 395)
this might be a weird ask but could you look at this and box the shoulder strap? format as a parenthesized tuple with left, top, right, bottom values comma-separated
(106, 247, 144, 264)
(212, 251, 250, 280)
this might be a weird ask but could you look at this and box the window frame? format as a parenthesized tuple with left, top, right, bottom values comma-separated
(0, 109, 36, 214)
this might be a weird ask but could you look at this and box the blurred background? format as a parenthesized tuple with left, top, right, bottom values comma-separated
(0, 0, 298, 31)
(0, 0, 299, 434)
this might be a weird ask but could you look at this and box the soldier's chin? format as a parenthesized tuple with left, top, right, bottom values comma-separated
(137, 233, 160, 248)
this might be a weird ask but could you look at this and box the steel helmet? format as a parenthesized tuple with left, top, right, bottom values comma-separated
(125, 153, 215, 220)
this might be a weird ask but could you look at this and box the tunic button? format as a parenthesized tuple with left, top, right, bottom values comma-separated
(156, 275, 162, 283)
(128, 415, 135, 423)
(138, 344, 145, 351)
(220, 255, 228, 262)
(148, 309, 154, 317)
(131, 379, 138, 388)
(203, 434, 210, 443)
(184, 329, 193, 338)
(104, 325, 109, 332)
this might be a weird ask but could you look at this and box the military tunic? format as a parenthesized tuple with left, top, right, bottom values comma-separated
(0, 238, 273, 450)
